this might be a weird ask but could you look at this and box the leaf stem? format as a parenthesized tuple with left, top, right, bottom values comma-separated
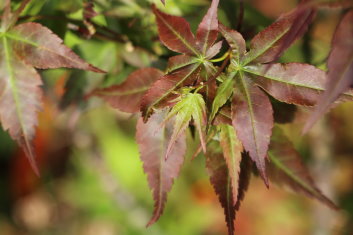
(210, 50, 230, 63)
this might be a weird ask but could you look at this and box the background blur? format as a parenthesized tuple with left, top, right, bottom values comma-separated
(1, 0, 353, 234)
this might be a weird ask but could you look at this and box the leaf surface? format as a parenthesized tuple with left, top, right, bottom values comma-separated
(141, 63, 200, 120)
(232, 79, 273, 186)
(245, 63, 328, 106)
(163, 93, 206, 158)
(8, 23, 104, 72)
(304, 10, 353, 132)
(268, 126, 337, 209)
(152, 5, 200, 56)
(219, 124, 243, 206)
(93, 68, 163, 113)
(210, 76, 234, 123)
(206, 142, 236, 235)
(242, 10, 314, 65)
(219, 24, 246, 61)
(136, 110, 186, 226)
(0, 37, 42, 175)
(196, 0, 219, 55)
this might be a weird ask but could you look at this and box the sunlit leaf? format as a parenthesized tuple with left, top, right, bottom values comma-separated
(163, 92, 206, 158)
(136, 110, 186, 226)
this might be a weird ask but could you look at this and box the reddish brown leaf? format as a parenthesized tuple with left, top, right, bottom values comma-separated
(1, 0, 31, 31)
(152, 5, 200, 56)
(93, 68, 163, 113)
(304, 10, 353, 132)
(206, 141, 251, 235)
(219, 24, 246, 61)
(245, 63, 328, 106)
(166, 55, 198, 73)
(141, 64, 201, 121)
(267, 7, 316, 65)
(136, 110, 186, 226)
(8, 23, 104, 73)
(242, 9, 315, 65)
(206, 40, 222, 59)
(196, 0, 219, 55)
(268, 126, 337, 209)
(232, 82, 273, 186)
(205, 142, 236, 235)
(0, 47, 42, 175)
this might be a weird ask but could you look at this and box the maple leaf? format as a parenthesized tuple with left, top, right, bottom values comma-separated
(211, 19, 353, 186)
(162, 92, 207, 158)
(304, 10, 353, 132)
(142, 1, 220, 119)
(268, 126, 338, 209)
(136, 109, 186, 226)
(206, 141, 251, 235)
(219, 124, 243, 206)
(0, 1, 104, 174)
(93, 68, 163, 113)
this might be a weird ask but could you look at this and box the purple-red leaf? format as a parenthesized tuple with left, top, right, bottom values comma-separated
(0, 46, 42, 175)
(304, 10, 353, 133)
(152, 5, 200, 56)
(9, 23, 104, 73)
(136, 110, 186, 226)
(242, 9, 315, 65)
(93, 68, 163, 113)
(206, 141, 251, 235)
(166, 55, 198, 73)
(206, 142, 236, 235)
(268, 126, 337, 209)
(246, 63, 328, 106)
(219, 24, 246, 61)
(196, 0, 219, 55)
(232, 82, 273, 186)
(141, 64, 201, 121)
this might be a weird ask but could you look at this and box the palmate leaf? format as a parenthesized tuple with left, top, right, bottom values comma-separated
(162, 92, 206, 158)
(93, 68, 163, 113)
(206, 141, 251, 235)
(232, 78, 273, 186)
(0, 6, 103, 174)
(268, 126, 337, 209)
(304, 10, 353, 132)
(136, 110, 186, 226)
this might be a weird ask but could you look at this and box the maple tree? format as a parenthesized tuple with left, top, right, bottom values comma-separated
(1, 0, 353, 234)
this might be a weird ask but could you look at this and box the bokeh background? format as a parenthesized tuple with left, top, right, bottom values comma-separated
(0, 0, 353, 234)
